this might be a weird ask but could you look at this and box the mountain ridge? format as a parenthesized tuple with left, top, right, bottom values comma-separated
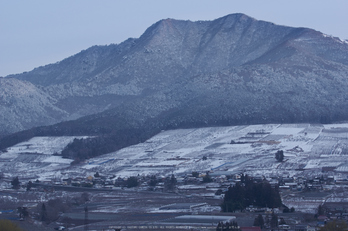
(1, 13, 348, 158)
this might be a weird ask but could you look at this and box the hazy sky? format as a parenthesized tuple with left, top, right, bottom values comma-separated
(1, 0, 347, 77)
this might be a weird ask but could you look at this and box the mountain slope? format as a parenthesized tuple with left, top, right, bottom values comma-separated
(1, 13, 348, 157)
(0, 78, 68, 134)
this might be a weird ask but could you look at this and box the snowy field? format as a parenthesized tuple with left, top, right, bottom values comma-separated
(4, 136, 90, 155)
(0, 136, 89, 180)
(1, 123, 348, 182)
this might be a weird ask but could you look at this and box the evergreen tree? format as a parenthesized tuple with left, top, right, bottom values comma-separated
(40, 203, 48, 222)
(270, 212, 278, 229)
(221, 183, 245, 212)
(275, 150, 284, 162)
(191, 171, 199, 177)
(216, 221, 222, 231)
(203, 172, 213, 183)
(240, 174, 245, 183)
(17, 207, 29, 219)
(126, 176, 138, 188)
(149, 175, 158, 186)
(164, 174, 177, 191)
(317, 204, 325, 216)
(11, 176, 20, 189)
(253, 214, 264, 229)
(26, 181, 33, 191)
(221, 179, 282, 212)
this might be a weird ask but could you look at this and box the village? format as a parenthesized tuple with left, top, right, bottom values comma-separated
(1, 123, 348, 230)
(1, 163, 348, 231)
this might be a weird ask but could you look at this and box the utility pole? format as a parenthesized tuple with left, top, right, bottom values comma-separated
(84, 206, 88, 231)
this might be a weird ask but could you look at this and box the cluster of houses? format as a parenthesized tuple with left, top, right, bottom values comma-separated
(36, 168, 348, 194)
(2, 169, 348, 231)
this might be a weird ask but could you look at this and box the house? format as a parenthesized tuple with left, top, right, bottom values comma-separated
(278, 224, 290, 230)
(285, 182, 298, 190)
(71, 179, 81, 187)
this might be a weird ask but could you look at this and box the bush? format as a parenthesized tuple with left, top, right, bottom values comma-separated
(126, 177, 138, 188)
(202, 173, 213, 183)
(191, 172, 199, 178)
(320, 220, 348, 231)
(149, 175, 158, 186)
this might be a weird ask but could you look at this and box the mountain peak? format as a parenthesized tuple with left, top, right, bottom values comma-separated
(1, 13, 348, 138)
(141, 17, 191, 37)
(219, 13, 254, 20)
(214, 13, 256, 25)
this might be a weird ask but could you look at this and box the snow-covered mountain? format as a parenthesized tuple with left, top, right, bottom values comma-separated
(1, 14, 348, 156)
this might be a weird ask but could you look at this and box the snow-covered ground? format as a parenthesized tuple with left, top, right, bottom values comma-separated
(4, 136, 89, 155)
(1, 123, 348, 182)
(0, 136, 88, 180)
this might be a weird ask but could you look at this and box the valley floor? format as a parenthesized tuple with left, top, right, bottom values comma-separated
(1, 123, 348, 230)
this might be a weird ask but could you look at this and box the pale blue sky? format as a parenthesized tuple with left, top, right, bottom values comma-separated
(1, 0, 347, 77)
